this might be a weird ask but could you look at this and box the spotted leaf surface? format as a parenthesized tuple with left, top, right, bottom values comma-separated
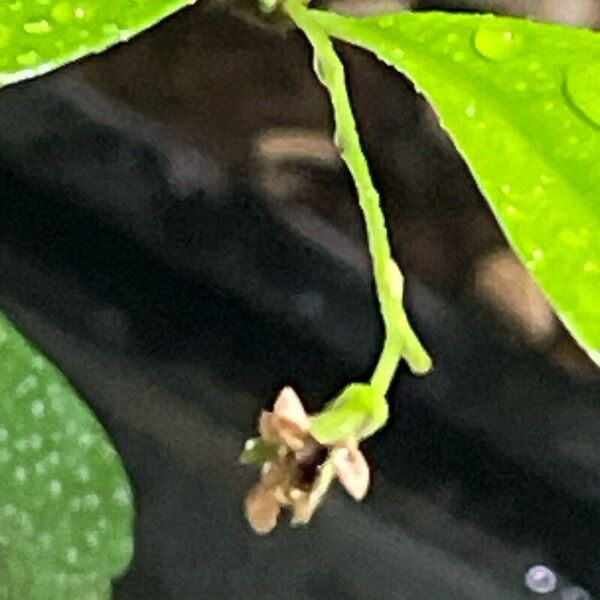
(311, 10, 600, 364)
(0, 314, 133, 599)
(0, 0, 197, 87)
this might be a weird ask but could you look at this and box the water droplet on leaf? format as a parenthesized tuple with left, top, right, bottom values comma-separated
(525, 564, 557, 594)
(16, 50, 39, 66)
(0, 25, 11, 48)
(565, 62, 600, 127)
(24, 20, 51, 34)
(51, 2, 75, 23)
(505, 204, 519, 218)
(101, 23, 119, 36)
(379, 15, 395, 29)
(312, 55, 326, 82)
(333, 130, 345, 153)
(474, 25, 522, 61)
(66, 547, 78, 564)
(118, 29, 132, 42)
(392, 48, 404, 60)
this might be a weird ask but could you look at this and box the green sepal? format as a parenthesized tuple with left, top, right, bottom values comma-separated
(310, 383, 388, 444)
(239, 437, 279, 467)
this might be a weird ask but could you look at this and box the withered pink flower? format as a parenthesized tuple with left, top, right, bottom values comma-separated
(242, 386, 370, 534)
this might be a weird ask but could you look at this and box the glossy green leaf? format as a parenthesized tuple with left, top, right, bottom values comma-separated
(0, 313, 134, 599)
(0, 0, 198, 87)
(311, 9, 600, 364)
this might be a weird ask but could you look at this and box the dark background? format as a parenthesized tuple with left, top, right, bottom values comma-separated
(0, 0, 599, 598)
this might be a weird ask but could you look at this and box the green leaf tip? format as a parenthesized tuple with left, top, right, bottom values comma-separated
(0, 313, 134, 599)
(309, 9, 600, 365)
(0, 0, 200, 88)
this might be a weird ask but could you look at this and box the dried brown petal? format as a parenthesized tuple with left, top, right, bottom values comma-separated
(245, 484, 281, 535)
(273, 387, 311, 433)
(290, 460, 335, 526)
(245, 388, 371, 534)
(257, 388, 312, 451)
(260, 461, 285, 488)
(331, 445, 370, 501)
(258, 411, 280, 445)
(273, 486, 292, 507)
(290, 489, 318, 525)
(273, 421, 306, 451)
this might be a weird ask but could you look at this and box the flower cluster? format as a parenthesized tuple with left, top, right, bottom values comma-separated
(242, 386, 370, 534)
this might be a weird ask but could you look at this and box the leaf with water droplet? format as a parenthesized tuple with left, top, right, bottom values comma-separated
(0, 313, 133, 598)
(473, 23, 523, 61)
(0, 0, 201, 87)
(310, 9, 600, 364)
(565, 62, 600, 127)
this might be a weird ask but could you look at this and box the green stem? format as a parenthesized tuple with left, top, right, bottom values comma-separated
(370, 334, 403, 396)
(283, 0, 431, 400)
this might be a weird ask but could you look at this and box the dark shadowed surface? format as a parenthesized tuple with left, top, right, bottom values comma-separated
(0, 2, 598, 599)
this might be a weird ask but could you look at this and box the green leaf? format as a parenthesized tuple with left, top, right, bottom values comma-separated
(0, 0, 198, 87)
(310, 383, 388, 444)
(310, 9, 600, 364)
(0, 313, 134, 599)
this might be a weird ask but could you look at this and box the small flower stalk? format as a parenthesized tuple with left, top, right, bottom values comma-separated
(241, 386, 371, 534)
(239, 0, 432, 536)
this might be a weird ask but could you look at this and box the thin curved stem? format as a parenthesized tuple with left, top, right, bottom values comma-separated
(370, 334, 403, 396)
(283, 0, 431, 402)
